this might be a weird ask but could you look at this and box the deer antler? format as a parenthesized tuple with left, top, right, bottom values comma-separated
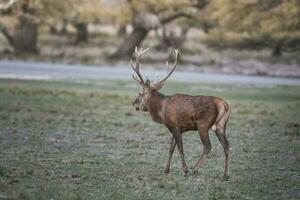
(130, 46, 149, 85)
(153, 49, 179, 88)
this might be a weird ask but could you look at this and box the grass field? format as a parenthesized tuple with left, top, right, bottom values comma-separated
(0, 79, 299, 199)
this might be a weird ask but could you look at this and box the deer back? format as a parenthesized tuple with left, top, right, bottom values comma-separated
(149, 92, 219, 132)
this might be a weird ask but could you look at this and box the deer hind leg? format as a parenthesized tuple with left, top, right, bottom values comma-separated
(215, 110, 230, 180)
(174, 132, 189, 176)
(164, 135, 176, 173)
(191, 124, 211, 175)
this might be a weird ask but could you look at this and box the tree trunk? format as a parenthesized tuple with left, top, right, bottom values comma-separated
(117, 25, 127, 37)
(59, 19, 68, 35)
(156, 25, 190, 51)
(12, 14, 39, 53)
(74, 22, 88, 44)
(0, 1, 39, 54)
(272, 42, 282, 57)
(110, 27, 148, 59)
(49, 24, 58, 34)
(155, 28, 171, 51)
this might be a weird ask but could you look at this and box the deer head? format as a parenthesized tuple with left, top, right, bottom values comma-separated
(131, 47, 179, 112)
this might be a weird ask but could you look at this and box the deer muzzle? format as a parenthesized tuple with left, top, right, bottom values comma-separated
(132, 99, 139, 111)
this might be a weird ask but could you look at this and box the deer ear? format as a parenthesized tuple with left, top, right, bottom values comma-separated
(145, 79, 151, 87)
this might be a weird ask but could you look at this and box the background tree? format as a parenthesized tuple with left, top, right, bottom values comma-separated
(203, 0, 300, 56)
(68, 0, 104, 44)
(34, 0, 72, 35)
(155, 21, 192, 51)
(38, 0, 104, 44)
(0, 0, 74, 53)
(0, 0, 107, 52)
(110, 0, 208, 59)
(0, 0, 40, 53)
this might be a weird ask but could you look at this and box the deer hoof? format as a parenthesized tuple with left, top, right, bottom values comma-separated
(164, 168, 170, 174)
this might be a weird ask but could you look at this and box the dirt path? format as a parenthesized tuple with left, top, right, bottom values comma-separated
(0, 60, 299, 86)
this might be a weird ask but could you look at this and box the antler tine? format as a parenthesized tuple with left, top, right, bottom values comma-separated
(130, 59, 144, 85)
(132, 74, 142, 84)
(130, 47, 150, 85)
(154, 49, 180, 87)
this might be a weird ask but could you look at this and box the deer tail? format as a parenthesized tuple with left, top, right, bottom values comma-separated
(211, 101, 229, 131)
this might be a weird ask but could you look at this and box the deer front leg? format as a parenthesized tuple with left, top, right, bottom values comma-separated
(164, 135, 176, 173)
(174, 133, 188, 176)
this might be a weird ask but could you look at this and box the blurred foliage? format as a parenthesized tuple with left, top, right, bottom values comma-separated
(127, 0, 192, 12)
(107, 0, 198, 25)
(32, 0, 103, 23)
(1, 0, 300, 51)
(32, 0, 71, 20)
(203, 0, 300, 48)
(28, 0, 197, 25)
(205, 0, 300, 33)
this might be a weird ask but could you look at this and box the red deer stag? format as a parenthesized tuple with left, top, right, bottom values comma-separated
(131, 47, 231, 179)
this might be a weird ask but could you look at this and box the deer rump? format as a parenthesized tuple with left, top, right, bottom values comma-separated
(155, 94, 229, 133)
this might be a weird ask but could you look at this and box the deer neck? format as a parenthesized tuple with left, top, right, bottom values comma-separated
(148, 91, 166, 124)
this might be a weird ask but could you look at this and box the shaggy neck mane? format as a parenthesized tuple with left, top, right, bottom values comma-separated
(148, 91, 166, 123)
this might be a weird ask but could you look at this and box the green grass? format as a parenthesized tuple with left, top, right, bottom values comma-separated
(0, 79, 299, 200)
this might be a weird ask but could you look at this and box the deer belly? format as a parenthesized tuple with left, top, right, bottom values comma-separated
(181, 120, 198, 131)
(167, 118, 198, 131)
